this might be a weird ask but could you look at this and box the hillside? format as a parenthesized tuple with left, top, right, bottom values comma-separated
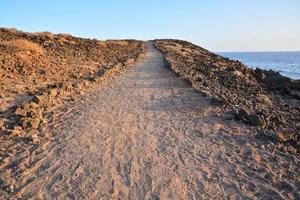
(154, 39, 300, 153)
(0, 30, 299, 199)
(0, 28, 144, 139)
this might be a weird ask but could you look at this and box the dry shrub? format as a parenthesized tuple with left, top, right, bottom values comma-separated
(97, 41, 106, 47)
(34, 31, 55, 40)
(106, 40, 129, 46)
(0, 39, 44, 53)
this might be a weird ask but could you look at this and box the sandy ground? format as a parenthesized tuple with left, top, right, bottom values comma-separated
(2, 42, 299, 199)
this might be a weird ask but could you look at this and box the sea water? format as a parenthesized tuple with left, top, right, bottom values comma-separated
(219, 51, 300, 80)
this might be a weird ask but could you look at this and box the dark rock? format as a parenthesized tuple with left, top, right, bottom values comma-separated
(248, 114, 266, 127)
(210, 95, 227, 106)
(26, 132, 39, 143)
(254, 68, 266, 81)
(283, 86, 292, 94)
(237, 108, 250, 120)
(296, 123, 300, 130)
(291, 91, 300, 100)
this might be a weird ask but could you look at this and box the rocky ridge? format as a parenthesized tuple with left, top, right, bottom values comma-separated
(0, 28, 144, 142)
(154, 39, 300, 153)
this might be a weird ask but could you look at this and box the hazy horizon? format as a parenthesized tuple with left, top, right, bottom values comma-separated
(1, 0, 299, 52)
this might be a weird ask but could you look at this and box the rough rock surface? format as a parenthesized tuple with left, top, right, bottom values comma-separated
(154, 39, 300, 153)
(0, 28, 144, 138)
(0, 42, 298, 200)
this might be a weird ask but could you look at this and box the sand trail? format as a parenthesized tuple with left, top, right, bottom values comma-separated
(3, 42, 299, 199)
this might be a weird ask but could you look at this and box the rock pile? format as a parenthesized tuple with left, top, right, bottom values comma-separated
(154, 39, 299, 153)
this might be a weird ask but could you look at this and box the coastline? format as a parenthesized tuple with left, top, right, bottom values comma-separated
(219, 51, 300, 80)
(154, 39, 300, 153)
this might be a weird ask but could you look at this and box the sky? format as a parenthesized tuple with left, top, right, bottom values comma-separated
(1, 0, 300, 52)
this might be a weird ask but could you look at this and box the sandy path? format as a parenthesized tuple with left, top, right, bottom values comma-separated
(5, 42, 299, 199)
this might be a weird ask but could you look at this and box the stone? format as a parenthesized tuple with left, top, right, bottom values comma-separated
(62, 83, 73, 92)
(15, 105, 29, 117)
(9, 185, 14, 193)
(20, 117, 34, 129)
(83, 80, 90, 87)
(0, 118, 6, 130)
(73, 82, 82, 90)
(276, 129, 295, 142)
(30, 117, 41, 129)
(248, 114, 266, 127)
(256, 94, 273, 107)
(11, 126, 23, 136)
(237, 108, 250, 120)
(48, 88, 58, 98)
(19, 106, 43, 130)
(210, 95, 227, 106)
(27, 130, 39, 143)
(296, 122, 300, 130)
(33, 95, 48, 105)
(29, 102, 39, 109)
(254, 68, 266, 81)
(237, 108, 266, 127)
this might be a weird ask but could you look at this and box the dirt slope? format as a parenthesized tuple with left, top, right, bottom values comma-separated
(0, 42, 298, 199)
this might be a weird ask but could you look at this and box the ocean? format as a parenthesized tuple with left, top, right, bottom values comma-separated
(219, 51, 300, 80)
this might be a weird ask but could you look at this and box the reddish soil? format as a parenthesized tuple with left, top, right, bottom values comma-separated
(0, 28, 144, 138)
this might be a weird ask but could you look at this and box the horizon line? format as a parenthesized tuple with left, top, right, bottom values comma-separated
(216, 50, 300, 53)
(2, 26, 299, 53)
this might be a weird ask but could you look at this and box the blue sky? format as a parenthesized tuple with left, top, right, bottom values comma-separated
(1, 0, 299, 51)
